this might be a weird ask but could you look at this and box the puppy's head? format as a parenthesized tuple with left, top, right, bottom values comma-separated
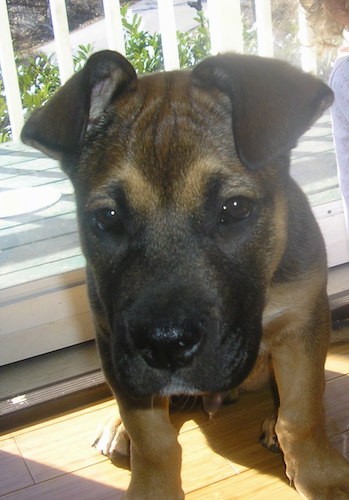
(22, 51, 332, 399)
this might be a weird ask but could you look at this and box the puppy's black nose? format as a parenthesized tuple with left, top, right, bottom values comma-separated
(135, 324, 202, 370)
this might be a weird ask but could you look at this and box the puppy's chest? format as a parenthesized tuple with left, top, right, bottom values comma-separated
(262, 277, 320, 343)
(238, 290, 296, 392)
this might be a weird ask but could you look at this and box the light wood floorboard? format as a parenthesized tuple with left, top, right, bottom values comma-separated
(1, 343, 348, 499)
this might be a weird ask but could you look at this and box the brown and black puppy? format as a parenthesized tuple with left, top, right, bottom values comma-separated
(21, 51, 349, 499)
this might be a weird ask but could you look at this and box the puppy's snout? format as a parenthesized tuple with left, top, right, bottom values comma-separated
(135, 323, 203, 370)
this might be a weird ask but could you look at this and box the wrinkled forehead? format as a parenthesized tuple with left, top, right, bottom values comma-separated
(82, 71, 256, 213)
(117, 71, 237, 169)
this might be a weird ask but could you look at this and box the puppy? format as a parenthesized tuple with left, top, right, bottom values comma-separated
(21, 51, 349, 499)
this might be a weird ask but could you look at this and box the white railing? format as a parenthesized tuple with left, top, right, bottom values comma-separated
(0, 0, 24, 139)
(49, 0, 75, 83)
(0, 0, 316, 141)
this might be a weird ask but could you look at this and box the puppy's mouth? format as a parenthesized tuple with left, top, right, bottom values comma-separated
(112, 322, 259, 399)
(160, 338, 250, 396)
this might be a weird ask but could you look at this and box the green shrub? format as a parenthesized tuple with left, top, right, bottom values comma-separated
(0, 44, 93, 142)
(17, 54, 60, 112)
(121, 7, 211, 73)
(177, 11, 211, 68)
(121, 5, 164, 73)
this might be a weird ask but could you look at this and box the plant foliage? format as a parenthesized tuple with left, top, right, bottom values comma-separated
(0, 44, 93, 142)
(1, 7, 221, 141)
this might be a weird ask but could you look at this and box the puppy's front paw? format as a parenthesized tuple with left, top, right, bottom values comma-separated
(285, 444, 349, 499)
(93, 413, 130, 469)
(259, 415, 280, 453)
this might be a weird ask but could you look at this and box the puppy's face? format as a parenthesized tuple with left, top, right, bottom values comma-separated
(21, 51, 333, 399)
(77, 71, 285, 398)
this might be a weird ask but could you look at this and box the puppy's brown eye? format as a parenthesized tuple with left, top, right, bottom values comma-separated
(92, 208, 121, 232)
(219, 197, 253, 225)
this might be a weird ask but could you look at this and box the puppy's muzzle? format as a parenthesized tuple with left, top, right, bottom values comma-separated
(132, 321, 203, 371)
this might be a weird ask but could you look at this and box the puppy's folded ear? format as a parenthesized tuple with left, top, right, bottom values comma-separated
(193, 53, 333, 170)
(21, 50, 137, 161)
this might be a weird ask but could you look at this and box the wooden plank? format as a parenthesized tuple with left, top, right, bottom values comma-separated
(0, 255, 85, 291)
(13, 405, 114, 482)
(0, 168, 65, 186)
(180, 427, 242, 492)
(0, 266, 85, 303)
(0, 156, 58, 170)
(1, 213, 78, 250)
(0, 176, 72, 192)
(0, 460, 128, 499)
(0, 142, 36, 153)
(0, 438, 35, 496)
(0, 231, 81, 274)
(325, 343, 349, 379)
(324, 374, 349, 437)
(330, 431, 349, 461)
(0, 199, 76, 230)
(187, 461, 298, 499)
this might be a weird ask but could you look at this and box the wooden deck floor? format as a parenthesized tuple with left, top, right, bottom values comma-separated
(1, 341, 348, 499)
(0, 141, 84, 291)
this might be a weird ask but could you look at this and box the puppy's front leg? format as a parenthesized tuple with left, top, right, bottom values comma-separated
(271, 303, 349, 499)
(118, 395, 184, 500)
